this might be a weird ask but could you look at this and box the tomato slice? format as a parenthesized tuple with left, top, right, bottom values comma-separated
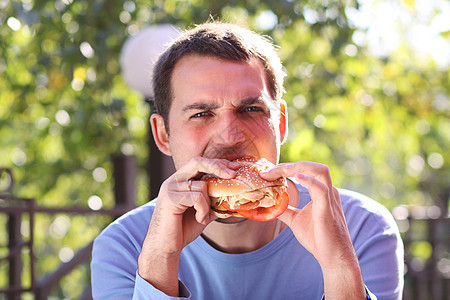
(220, 192, 289, 221)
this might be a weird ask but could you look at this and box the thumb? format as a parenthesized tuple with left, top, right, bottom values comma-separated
(277, 205, 298, 227)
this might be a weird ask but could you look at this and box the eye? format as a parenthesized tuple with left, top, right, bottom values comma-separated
(242, 106, 265, 113)
(190, 111, 212, 119)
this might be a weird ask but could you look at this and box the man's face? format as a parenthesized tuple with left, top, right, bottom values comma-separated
(161, 55, 283, 169)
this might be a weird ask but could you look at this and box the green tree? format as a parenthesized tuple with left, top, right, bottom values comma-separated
(0, 0, 448, 298)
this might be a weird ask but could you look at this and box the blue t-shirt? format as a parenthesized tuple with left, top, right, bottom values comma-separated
(91, 182, 403, 299)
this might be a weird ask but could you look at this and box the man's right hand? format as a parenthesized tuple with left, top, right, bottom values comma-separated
(137, 157, 239, 296)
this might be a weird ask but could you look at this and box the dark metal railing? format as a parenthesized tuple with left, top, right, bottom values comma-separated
(0, 190, 35, 299)
(35, 242, 94, 300)
(0, 155, 137, 299)
(395, 206, 450, 300)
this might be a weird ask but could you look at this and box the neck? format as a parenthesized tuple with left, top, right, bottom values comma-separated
(202, 178, 299, 254)
(201, 219, 278, 253)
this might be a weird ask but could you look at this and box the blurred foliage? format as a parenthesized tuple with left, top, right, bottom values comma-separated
(0, 0, 448, 298)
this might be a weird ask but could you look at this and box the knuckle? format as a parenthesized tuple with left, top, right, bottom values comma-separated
(197, 180, 208, 190)
(190, 156, 205, 169)
(178, 170, 191, 179)
(284, 163, 295, 172)
(194, 157, 222, 174)
(191, 155, 203, 163)
(168, 181, 181, 191)
(318, 163, 330, 174)
(161, 176, 173, 188)
(210, 160, 222, 171)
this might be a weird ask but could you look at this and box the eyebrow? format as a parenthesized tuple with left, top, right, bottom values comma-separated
(181, 96, 265, 113)
(240, 96, 265, 107)
(181, 102, 220, 113)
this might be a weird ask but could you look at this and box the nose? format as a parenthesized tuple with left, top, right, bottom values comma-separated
(213, 111, 247, 147)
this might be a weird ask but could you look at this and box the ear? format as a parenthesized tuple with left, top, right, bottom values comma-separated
(279, 100, 288, 144)
(150, 114, 172, 156)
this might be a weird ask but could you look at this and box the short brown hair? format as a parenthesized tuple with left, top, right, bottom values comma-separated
(152, 21, 285, 130)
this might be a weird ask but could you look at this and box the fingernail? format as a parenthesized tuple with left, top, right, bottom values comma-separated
(229, 162, 240, 168)
(260, 169, 272, 176)
(295, 173, 305, 180)
(226, 169, 236, 175)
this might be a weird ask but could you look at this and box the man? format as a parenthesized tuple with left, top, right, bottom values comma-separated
(91, 22, 403, 299)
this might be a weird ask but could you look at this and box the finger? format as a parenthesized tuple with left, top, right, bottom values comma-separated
(260, 161, 333, 187)
(193, 194, 211, 225)
(172, 157, 239, 182)
(168, 180, 215, 225)
(168, 180, 207, 193)
(168, 190, 199, 208)
(331, 186, 346, 223)
(168, 191, 211, 224)
(197, 185, 214, 225)
(277, 205, 298, 226)
(294, 173, 331, 215)
(332, 186, 341, 207)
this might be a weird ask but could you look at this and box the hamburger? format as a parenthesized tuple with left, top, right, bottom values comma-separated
(203, 157, 289, 221)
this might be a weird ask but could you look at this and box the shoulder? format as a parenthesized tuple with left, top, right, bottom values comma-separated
(339, 189, 397, 232)
(337, 191, 404, 297)
(91, 200, 158, 297)
(93, 200, 157, 251)
(294, 182, 398, 237)
(337, 189, 402, 258)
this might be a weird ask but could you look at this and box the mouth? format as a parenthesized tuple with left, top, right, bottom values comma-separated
(203, 151, 256, 162)
(202, 141, 258, 162)
(202, 147, 257, 161)
(218, 154, 256, 161)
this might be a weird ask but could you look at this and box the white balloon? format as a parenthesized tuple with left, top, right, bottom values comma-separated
(120, 24, 180, 98)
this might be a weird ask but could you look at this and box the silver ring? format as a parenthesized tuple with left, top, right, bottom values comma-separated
(187, 180, 192, 192)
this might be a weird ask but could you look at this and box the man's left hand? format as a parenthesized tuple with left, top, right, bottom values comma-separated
(260, 161, 366, 299)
